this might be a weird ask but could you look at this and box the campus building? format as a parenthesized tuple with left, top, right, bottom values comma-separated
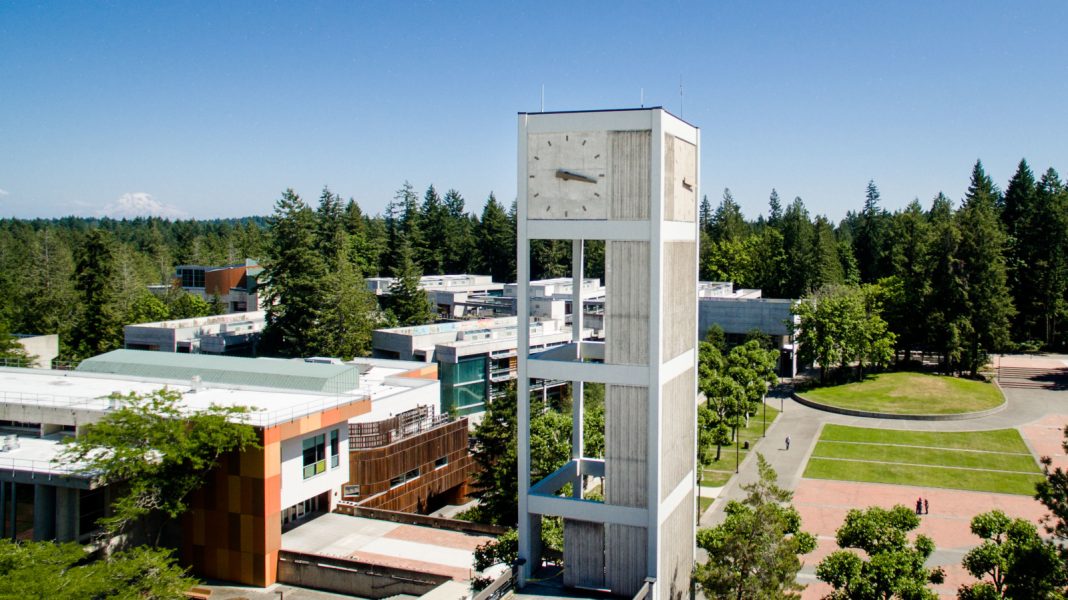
(152, 259, 264, 314)
(697, 281, 800, 377)
(124, 311, 266, 355)
(0, 350, 472, 588)
(366, 274, 504, 319)
(372, 316, 593, 416)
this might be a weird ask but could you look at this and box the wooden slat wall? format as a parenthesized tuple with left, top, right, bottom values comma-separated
(347, 419, 472, 513)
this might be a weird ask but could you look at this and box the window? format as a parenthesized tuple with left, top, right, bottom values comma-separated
(434, 456, 448, 469)
(302, 434, 326, 479)
(330, 429, 340, 468)
(389, 468, 420, 489)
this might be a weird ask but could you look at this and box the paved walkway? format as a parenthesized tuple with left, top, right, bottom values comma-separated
(697, 355, 1068, 598)
(702, 356, 1068, 527)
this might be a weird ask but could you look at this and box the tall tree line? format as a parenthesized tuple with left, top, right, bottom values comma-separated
(700, 159, 1067, 372)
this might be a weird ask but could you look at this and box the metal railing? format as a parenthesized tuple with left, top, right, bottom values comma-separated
(473, 559, 526, 600)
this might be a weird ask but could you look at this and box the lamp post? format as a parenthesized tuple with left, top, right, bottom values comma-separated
(762, 393, 767, 438)
(735, 425, 740, 474)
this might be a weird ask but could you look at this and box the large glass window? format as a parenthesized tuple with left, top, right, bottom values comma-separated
(330, 429, 340, 468)
(178, 267, 205, 288)
(302, 434, 326, 479)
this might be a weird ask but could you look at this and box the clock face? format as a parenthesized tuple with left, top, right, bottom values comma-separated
(667, 135, 697, 222)
(527, 131, 608, 219)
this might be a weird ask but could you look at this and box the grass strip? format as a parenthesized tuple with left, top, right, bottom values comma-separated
(812, 441, 1040, 473)
(819, 424, 1030, 454)
(804, 458, 1043, 496)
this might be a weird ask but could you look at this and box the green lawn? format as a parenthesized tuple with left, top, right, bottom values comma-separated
(812, 441, 1039, 473)
(697, 495, 714, 515)
(701, 403, 782, 486)
(820, 424, 1030, 452)
(802, 372, 1004, 415)
(804, 425, 1043, 495)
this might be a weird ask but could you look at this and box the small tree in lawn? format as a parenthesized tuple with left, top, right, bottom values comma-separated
(816, 504, 944, 599)
(61, 388, 259, 546)
(695, 454, 816, 599)
(957, 510, 1064, 599)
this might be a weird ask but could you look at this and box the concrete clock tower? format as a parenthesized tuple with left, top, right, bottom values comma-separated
(516, 108, 699, 599)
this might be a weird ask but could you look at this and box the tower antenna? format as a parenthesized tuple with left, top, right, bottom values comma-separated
(640, 87, 644, 107)
(679, 76, 684, 116)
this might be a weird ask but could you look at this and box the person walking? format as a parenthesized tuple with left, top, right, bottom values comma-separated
(785, 435, 791, 450)
(916, 497, 923, 515)
(924, 498, 929, 515)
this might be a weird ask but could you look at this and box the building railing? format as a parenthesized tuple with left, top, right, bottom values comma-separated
(473, 559, 526, 600)
(0, 454, 82, 476)
(0, 385, 367, 429)
(349, 407, 451, 450)
(631, 577, 656, 600)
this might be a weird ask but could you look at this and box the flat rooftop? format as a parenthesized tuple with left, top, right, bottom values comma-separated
(0, 367, 374, 428)
(0, 433, 90, 481)
(281, 513, 502, 581)
(123, 310, 266, 330)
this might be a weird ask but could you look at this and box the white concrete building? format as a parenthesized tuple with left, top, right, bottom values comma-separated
(123, 311, 266, 355)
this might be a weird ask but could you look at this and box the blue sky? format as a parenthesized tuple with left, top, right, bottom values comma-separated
(1, 1, 1065, 222)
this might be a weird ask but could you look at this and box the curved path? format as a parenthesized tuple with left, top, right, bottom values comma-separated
(702, 356, 1068, 528)
(697, 355, 1068, 598)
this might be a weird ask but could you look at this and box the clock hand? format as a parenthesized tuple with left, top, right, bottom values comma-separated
(555, 169, 597, 184)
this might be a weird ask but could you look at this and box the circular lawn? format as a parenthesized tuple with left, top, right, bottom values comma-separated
(799, 371, 1004, 416)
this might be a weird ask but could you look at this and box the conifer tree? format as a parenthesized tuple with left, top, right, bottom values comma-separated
(442, 189, 476, 274)
(853, 180, 890, 283)
(386, 239, 435, 326)
(925, 193, 968, 372)
(767, 188, 783, 227)
(477, 193, 515, 282)
(781, 197, 816, 297)
(72, 229, 123, 358)
(699, 194, 714, 235)
(418, 184, 446, 274)
(312, 231, 378, 359)
(260, 189, 327, 357)
(956, 162, 1014, 375)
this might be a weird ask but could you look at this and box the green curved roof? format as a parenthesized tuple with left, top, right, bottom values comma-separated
(77, 350, 358, 394)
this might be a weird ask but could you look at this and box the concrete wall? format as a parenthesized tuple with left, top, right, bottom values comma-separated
(563, 519, 604, 589)
(698, 297, 796, 338)
(277, 550, 450, 599)
(14, 334, 59, 368)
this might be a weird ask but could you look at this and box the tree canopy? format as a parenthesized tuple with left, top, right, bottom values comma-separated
(61, 388, 259, 544)
(816, 504, 943, 599)
(695, 454, 816, 599)
(0, 540, 197, 600)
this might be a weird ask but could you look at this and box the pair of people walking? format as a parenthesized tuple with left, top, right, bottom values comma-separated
(915, 497, 929, 515)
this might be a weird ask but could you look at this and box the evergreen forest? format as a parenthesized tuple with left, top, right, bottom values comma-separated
(1, 159, 1066, 369)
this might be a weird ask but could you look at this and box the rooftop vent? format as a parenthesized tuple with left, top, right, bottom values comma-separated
(0, 434, 18, 452)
